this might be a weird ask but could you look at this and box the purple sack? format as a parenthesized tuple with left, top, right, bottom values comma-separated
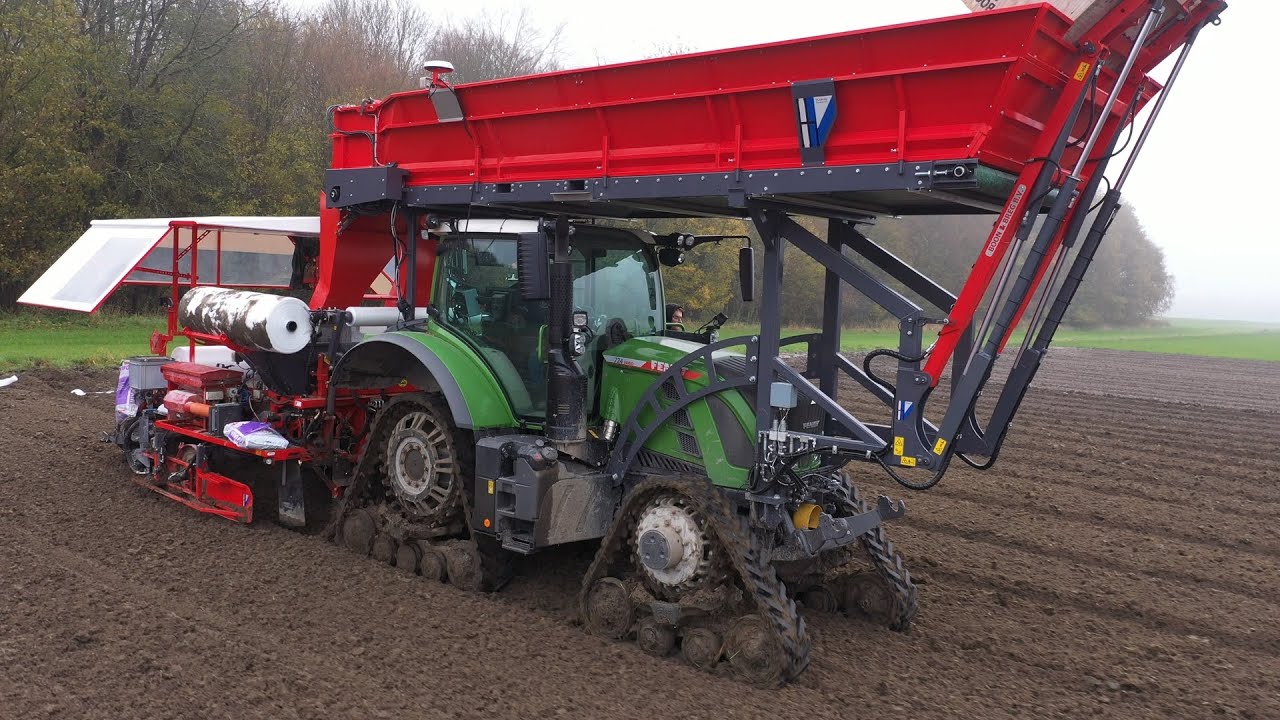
(114, 360, 135, 422)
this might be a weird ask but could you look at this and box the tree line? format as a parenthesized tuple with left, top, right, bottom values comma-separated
(0, 0, 1172, 326)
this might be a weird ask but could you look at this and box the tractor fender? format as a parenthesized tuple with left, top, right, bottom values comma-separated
(330, 331, 517, 430)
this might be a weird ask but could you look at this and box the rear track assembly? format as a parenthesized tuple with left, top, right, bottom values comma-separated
(326, 393, 510, 591)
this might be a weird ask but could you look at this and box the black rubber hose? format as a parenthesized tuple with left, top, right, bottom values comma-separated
(875, 450, 951, 491)
(862, 348, 925, 395)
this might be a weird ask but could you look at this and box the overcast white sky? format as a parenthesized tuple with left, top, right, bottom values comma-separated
(304, 0, 1277, 322)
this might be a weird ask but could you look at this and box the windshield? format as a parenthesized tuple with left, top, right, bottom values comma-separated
(433, 229, 661, 418)
(569, 234, 663, 336)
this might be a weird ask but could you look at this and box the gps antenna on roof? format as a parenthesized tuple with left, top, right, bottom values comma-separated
(421, 61, 464, 123)
(421, 60, 455, 89)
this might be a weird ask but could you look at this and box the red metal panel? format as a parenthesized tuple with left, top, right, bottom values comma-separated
(160, 362, 244, 392)
(331, 6, 1098, 185)
(310, 203, 434, 310)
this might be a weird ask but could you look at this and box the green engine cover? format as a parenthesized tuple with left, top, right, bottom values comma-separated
(599, 336, 756, 489)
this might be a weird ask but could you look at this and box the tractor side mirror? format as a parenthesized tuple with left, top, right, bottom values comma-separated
(739, 246, 755, 302)
(517, 232, 550, 301)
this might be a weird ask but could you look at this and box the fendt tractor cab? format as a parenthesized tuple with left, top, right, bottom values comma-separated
(20, 1, 1224, 685)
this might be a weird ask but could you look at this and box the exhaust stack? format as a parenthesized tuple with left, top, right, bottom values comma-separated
(544, 217, 587, 448)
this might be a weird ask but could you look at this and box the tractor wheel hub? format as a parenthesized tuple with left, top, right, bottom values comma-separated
(633, 496, 713, 596)
(383, 406, 459, 522)
(638, 527, 684, 570)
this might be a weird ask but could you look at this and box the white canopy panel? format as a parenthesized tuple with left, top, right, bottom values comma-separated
(19, 217, 318, 312)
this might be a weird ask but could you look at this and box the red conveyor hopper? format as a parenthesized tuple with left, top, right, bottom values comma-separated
(327, 3, 1198, 218)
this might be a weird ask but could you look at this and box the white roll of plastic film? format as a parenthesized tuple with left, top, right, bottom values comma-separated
(178, 287, 314, 354)
(170, 344, 248, 369)
(344, 306, 428, 327)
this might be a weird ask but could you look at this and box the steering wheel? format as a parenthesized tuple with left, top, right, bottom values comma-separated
(603, 318, 632, 348)
(449, 291, 469, 325)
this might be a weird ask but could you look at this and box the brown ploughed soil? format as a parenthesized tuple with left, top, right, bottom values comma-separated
(0, 350, 1276, 719)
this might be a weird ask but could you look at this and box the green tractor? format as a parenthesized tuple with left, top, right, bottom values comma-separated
(328, 215, 917, 685)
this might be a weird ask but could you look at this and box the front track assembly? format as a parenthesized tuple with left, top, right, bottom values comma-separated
(579, 472, 919, 686)
(579, 475, 810, 686)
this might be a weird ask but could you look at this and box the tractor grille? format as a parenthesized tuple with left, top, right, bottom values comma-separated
(677, 431, 701, 457)
(636, 449, 702, 474)
(660, 375, 697, 453)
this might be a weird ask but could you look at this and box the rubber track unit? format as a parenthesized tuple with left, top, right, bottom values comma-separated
(578, 474, 812, 684)
(325, 393, 510, 590)
(325, 395, 420, 541)
(843, 471, 919, 630)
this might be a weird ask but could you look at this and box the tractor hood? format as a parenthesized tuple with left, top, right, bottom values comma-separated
(598, 334, 754, 427)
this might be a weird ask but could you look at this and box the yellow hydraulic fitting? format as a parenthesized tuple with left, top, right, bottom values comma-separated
(793, 503, 822, 530)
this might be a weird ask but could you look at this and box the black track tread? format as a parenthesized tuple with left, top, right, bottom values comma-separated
(324, 395, 420, 540)
(579, 474, 811, 685)
(839, 469, 919, 631)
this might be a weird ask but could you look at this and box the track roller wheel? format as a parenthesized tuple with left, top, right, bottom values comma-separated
(841, 571, 904, 626)
(371, 534, 398, 565)
(724, 616, 786, 687)
(341, 509, 376, 556)
(636, 616, 676, 657)
(584, 578, 634, 640)
(419, 546, 447, 582)
(680, 627, 721, 671)
(395, 542, 422, 575)
(799, 585, 839, 614)
(443, 544, 482, 591)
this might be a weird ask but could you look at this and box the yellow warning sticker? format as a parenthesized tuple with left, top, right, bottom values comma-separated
(934, 438, 948, 455)
(1074, 62, 1091, 81)
(900, 456, 917, 468)
(487, 480, 495, 495)
(893, 436, 905, 456)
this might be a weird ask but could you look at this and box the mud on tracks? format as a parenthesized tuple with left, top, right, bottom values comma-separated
(0, 351, 1277, 719)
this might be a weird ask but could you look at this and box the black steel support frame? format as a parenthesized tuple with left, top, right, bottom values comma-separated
(743, 202, 966, 478)
(738, 150, 1111, 483)
(326, 159, 982, 218)
(603, 186, 1052, 488)
(735, 31, 1164, 486)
